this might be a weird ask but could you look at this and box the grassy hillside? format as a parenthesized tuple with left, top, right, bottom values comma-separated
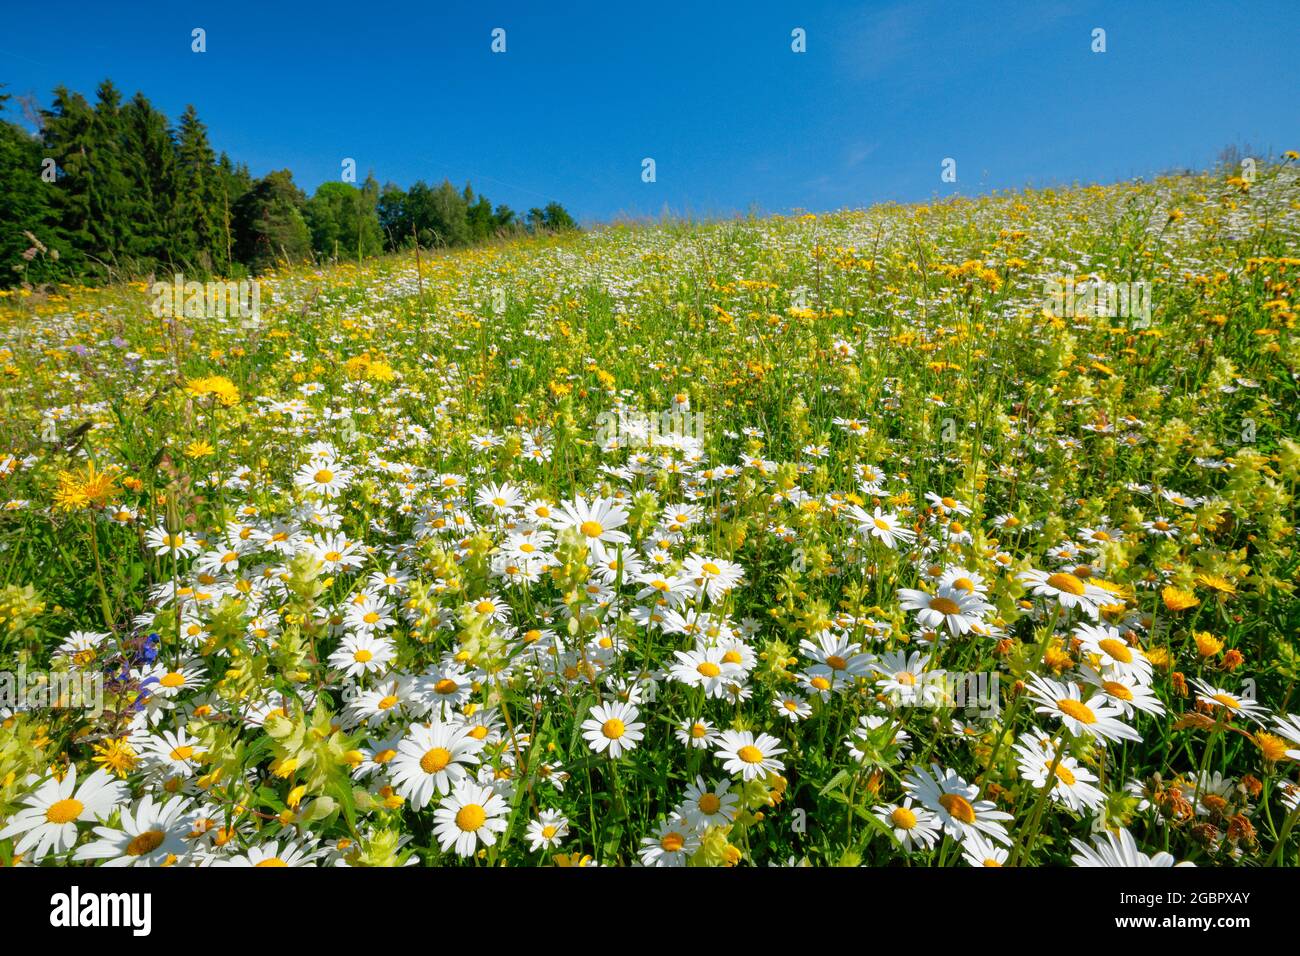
(1, 162, 1298, 866)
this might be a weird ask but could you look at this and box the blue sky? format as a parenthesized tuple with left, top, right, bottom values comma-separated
(2, 1, 1297, 223)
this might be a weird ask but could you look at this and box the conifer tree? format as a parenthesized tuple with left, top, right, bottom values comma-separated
(0, 87, 62, 285)
(173, 104, 221, 272)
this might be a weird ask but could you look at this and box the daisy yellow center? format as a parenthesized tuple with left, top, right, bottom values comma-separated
(354, 649, 373, 663)
(1051, 763, 1077, 786)
(660, 832, 686, 852)
(811, 676, 831, 691)
(255, 857, 287, 867)
(160, 672, 186, 688)
(475, 601, 495, 614)
(492, 497, 506, 507)
(699, 793, 722, 814)
(542, 824, 558, 838)
(737, 745, 764, 764)
(324, 551, 342, 562)
(938, 792, 976, 824)
(420, 747, 452, 773)
(45, 798, 84, 824)
(456, 804, 487, 832)
(374, 749, 397, 763)
(953, 577, 975, 592)
(170, 745, 195, 761)
(434, 679, 459, 695)
(579, 521, 604, 538)
(896, 671, 917, 686)
(1103, 681, 1134, 701)
(378, 694, 398, 710)
(520, 543, 536, 553)
(690, 724, 708, 738)
(929, 597, 962, 615)
(702, 562, 722, 576)
(697, 661, 721, 678)
(826, 655, 847, 670)
(1211, 693, 1240, 710)
(602, 718, 626, 739)
(1098, 638, 1133, 663)
(891, 806, 918, 829)
(873, 518, 891, 531)
(722, 650, 743, 664)
(127, 830, 165, 856)
(314, 469, 334, 484)
(1046, 573, 1086, 595)
(1057, 699, 1096, 723)
(363, 612, 380, 624)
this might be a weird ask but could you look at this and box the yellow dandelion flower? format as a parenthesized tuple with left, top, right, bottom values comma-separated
(1196, 573, 1236, 596)
(91, 737, 138, 778)
(1161, 586, 1200, 612)
(53, 461, 120, 512)
(1193, 631, 1224, 658)
(1255, 732, 1291, 763)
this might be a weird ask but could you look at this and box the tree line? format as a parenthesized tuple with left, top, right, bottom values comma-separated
(0, 80, 578, 287)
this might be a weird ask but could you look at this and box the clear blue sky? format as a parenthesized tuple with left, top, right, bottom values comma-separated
(2, 1, 1297, 223)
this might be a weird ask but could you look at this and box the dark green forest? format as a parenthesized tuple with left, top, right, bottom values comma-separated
(0, 80, 578, 288)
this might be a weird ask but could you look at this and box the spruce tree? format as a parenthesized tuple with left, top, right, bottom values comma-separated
(40, 86, 98, 275)
(231, 169, 312, 273)
(174, 104, 221, 273)
(120, 90, 175, 271)
(89, 79, 136, 273)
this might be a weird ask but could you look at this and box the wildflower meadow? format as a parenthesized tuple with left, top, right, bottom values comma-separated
(2, 155, 1299, 871)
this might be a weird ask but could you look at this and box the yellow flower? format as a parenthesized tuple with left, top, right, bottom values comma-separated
(91, 737, 138, 778)
(53, 461, 120, 512)
(186, 375, 241, 407)
(366, 360, 395, 382)
(1145, 646, 1173, 671)
(1161, 586, 1200, 612)
(185, 440, 215, 459)
(1043, 640, 1075, 673)
(1193, 631, 1223, 658)
(1196, 573, 1236, 596)
(1255, 732, 1291, 763)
